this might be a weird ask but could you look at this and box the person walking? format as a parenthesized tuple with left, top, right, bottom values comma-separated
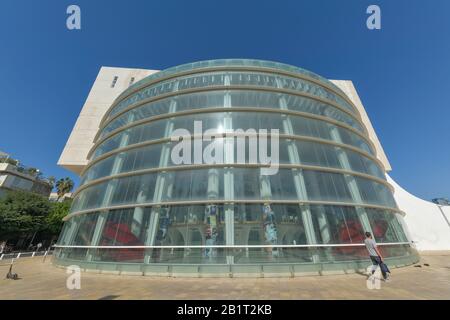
(364, 232, 390, 281)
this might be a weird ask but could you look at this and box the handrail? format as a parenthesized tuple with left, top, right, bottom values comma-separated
(0, 249, 53, 262)
(53, 242, 411, 249)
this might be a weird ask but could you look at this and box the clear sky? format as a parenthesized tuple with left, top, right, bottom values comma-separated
(0, 0, 449, 200)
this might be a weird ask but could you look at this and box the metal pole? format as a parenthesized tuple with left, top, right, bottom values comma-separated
(28, 231, 37, 249)
(53, 242, 411, 249)
(436, 205, 450, 229)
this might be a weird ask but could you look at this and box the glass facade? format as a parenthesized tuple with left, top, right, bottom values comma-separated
(55, 59, 418, 274)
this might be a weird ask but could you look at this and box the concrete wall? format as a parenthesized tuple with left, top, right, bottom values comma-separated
(58, 66, 158, 174)
(0, 163, 52, 197)
(0, 163, 35, 186)
(388, 174, 450, 251)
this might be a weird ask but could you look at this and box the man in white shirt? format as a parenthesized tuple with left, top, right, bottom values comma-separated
(364, 232, 390, 281)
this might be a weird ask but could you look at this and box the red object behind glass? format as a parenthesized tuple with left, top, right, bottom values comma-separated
(99, 222, 144, 261)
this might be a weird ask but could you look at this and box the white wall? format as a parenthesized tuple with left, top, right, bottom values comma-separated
(388, 174, 450, 251)
(58, 66, 158, 174)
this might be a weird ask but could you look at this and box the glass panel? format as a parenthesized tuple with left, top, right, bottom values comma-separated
(233, 203, 309, 263)
(151, 205, 226, 263)
(232, 169, 259, 200)
(106, 66, 357, 122)
(74, 168, 394, 213)
(310, 205, 364, 244)
(71, 214, 96, 246)
(72, 174, 157, 212)
(56, 220, 73, 245)
(83, 138, 384, 186)
(297, 140, 340, 168)
(303, 171, 353, 203)
(234, 203, 307, 244)
(93, 208, 151, 263)
(354, 176, 397, 207)
(59, 204, 413, 266)
(94, 111, 373, 160)
(366, 209, 408, 243)
(269, 169, 299, 200)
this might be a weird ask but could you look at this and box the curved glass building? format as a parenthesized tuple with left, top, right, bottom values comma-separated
(55, 59, 418, 276)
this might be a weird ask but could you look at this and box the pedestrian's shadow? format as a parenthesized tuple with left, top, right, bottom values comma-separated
(98, 295, 120, 300)
(354, 270, 370, 278)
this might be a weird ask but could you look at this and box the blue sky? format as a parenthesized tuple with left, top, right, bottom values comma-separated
(0, 0, 449, 200)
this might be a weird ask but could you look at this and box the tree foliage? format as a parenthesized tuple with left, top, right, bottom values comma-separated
(0, 190, 71, 239)
(45, 200, 72, 235)
(55, 177, 74, 200)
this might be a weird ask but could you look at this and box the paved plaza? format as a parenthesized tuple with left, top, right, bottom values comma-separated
(0, 252, 449, 300)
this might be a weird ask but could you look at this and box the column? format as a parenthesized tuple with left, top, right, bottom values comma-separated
(60, 217, 80, 259)
(143, 81, 179, 261)
(205, 168, 220, 259)
(143, 95, 178, 264)
(327, 122, 373, 235)
(276, 79, 321, 263)
(86, 113, 137, 261)
(223, 75, 235, 264)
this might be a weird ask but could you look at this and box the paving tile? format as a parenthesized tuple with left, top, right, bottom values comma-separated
(0, 254, 449, 299)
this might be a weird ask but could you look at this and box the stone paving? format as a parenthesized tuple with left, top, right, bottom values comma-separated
(0, 252, 449, 300)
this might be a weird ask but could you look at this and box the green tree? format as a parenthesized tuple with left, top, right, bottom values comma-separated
(0, 157, 18, 166)
(45, 200, 72, 235)
(55, 177, 74, 200)
(47, 176, 56, 190)
(0, 191, 51, 239)
(26, 167, 39, 177)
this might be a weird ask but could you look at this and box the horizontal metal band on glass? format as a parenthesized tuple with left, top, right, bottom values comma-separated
(80, 135, 386, 186)
(98, 87, 366, 145)
(104, 65, 359, 124)
(109, 65, 354, 116)
(98, 85, 365, 143)
(73, 163, 393, 199)
(92, 109, 374, 163)
(112, 60, 348, 109)
(108, 70, 356, 118)
(100, 78, 364, 138)
(53, 242, 411, 249)
(81, 133, 386, 178)
(98, 86, 366, 141)
(64, 200, 404, 222)
(90, 107, 375, 162)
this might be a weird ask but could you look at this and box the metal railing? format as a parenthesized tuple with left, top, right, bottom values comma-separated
(0, 249, 53, 261)
(53, 242, 411, 249)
